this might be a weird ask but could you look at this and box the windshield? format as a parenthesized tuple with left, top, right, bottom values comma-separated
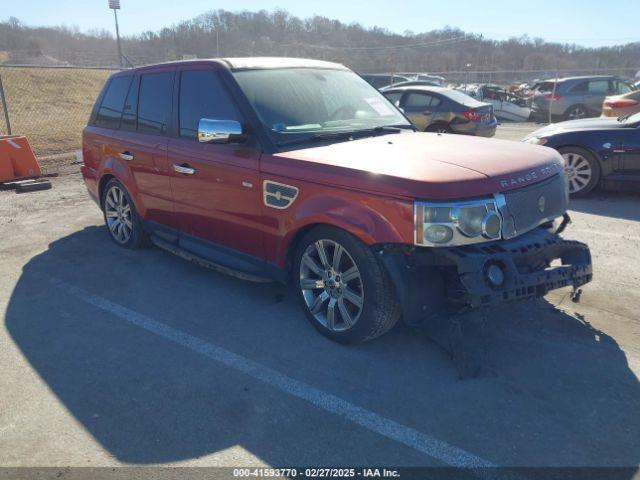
(233, 68, 411, 145)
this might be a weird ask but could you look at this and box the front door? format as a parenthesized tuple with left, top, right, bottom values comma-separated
(620, 126, 640, 173)
(168, 67, 264, 275)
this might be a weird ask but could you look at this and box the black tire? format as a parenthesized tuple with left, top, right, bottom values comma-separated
(558, 147, 601, 197)
(426, 123, 452, 134)
(101, 178, 149, 249)
(293, 226, 401, 344)
(563, 104, 589, 121)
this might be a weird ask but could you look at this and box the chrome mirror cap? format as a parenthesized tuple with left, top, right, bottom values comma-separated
(198, 118, 243, 144)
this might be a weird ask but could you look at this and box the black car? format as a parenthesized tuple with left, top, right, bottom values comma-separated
(523, 113, 640, 196)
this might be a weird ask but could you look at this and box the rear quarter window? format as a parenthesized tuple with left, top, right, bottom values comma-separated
(94, 76, 133, 129)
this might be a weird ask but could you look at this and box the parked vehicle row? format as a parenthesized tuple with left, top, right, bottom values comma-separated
(82, 57, 592, 343)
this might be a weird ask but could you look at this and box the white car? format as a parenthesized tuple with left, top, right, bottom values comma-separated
(477, 85, 531, 122)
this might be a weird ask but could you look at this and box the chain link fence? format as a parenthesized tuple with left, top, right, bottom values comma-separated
(0, 65, 113, 162)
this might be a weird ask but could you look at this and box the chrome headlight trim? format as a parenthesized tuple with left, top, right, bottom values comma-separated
(523, 136, 548, 145)
(414, 197, 503, 247)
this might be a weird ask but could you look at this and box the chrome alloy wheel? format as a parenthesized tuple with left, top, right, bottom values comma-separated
(104, 185, 133, 244)
(299, 239, 364, 332)
(562, 152, 593, 194)
(567, 106, 587, 120)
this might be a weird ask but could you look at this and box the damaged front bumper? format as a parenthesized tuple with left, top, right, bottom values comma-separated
(376, 227, 592, 325)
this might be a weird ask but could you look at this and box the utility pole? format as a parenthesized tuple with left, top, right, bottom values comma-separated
(108, 0, 123, 68)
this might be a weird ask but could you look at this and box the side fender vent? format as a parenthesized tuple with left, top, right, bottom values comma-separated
(263, 180, 299, 209)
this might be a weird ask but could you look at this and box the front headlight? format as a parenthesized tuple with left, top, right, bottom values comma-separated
(415, 198, 502, 247)
(523, 136, 548, 145)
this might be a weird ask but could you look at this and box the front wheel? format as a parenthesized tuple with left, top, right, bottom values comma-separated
(559, 147, 601, 197)
(293, 226, 401, 343)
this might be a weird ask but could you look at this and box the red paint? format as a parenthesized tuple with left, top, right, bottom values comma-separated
(82, 58, 563, 275)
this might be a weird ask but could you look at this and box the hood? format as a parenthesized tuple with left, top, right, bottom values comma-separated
(525, 117, 624, 139)
(264, 131, 564, 200)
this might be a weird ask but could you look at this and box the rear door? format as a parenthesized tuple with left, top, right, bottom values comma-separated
(83, 74, 132, 198)
(400, 92, 440, 130)
(112, 69, 178, 233)
(168, 66, 264, 274)
(586, 80, 610, 112)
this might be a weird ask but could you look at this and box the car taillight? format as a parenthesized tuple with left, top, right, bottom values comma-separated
(544, 93, 561, 101)
(604, 99, 639, 108)
(463, 110, 482, 122)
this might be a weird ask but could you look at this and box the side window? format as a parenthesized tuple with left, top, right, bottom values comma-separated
(588, 80, 609, 93)
(94, 76, 132, 129)
(178, 69, 239, 139)
(615, 81, 633, 94)
(138, 72, 174, 135)
(404, 93, 433, 111)
(120, 76, 139, 132)
(429, 96, 442, 108)
(384, 92, 403, 107)
(571, 82, 588, 93)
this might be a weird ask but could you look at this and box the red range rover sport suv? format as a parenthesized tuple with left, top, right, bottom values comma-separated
(82, 57, 592, 343)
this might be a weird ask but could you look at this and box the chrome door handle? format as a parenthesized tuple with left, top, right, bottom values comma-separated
(174, 164, 196, 175)
(119, 151, 134, 161)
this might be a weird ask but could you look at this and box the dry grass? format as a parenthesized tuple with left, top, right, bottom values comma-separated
(0, 67, 112, 159)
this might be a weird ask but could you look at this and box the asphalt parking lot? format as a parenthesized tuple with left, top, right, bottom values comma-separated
(1, 124, 639, 472)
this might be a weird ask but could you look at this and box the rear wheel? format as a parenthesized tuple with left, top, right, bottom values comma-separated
(559, 147, 600, 196)
(293, 226, 400, 343)
(101, 178, 149, 248)
(564, 104, 589, 121)
(426, 123, 452, 134)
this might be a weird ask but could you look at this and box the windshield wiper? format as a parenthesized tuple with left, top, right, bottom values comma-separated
(276, 131, 357, 147)
(276, 125, 408, 148)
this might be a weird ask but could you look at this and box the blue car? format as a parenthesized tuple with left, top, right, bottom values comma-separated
(523, 113, 640, 196)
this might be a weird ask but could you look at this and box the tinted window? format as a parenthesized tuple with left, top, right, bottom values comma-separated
(370, 77, 390, 88)
(571, 81, 588, 93)
(120, 76, 139, 132)
(95, 76, 132, 129)
(179, 70, 239, 139)
(536, 81, 556, 93)
(404, 93, 433, 110)
(138, 72, 173, 135)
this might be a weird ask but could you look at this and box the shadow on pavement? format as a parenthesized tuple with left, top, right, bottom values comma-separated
(569, 191, 640, 222)
(5, 226, 640, 471)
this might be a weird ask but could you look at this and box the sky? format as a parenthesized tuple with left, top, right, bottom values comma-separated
(7, 0, 640, 48)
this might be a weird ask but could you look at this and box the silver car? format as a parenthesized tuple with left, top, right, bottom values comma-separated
(530, 75, 635, 121)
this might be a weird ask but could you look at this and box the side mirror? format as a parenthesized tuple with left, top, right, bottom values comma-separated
(198, 118, 244, 144)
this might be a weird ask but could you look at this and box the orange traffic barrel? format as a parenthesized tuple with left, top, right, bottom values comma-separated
(0, 135, 41, 183)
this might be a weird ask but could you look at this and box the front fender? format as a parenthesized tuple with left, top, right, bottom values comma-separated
(273, 190, 414, 267)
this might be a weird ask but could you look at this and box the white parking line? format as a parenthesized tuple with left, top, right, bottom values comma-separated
(48, 276, 495, 469)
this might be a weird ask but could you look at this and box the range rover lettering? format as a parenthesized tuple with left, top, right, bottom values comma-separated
(81, 58, 593, 343)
